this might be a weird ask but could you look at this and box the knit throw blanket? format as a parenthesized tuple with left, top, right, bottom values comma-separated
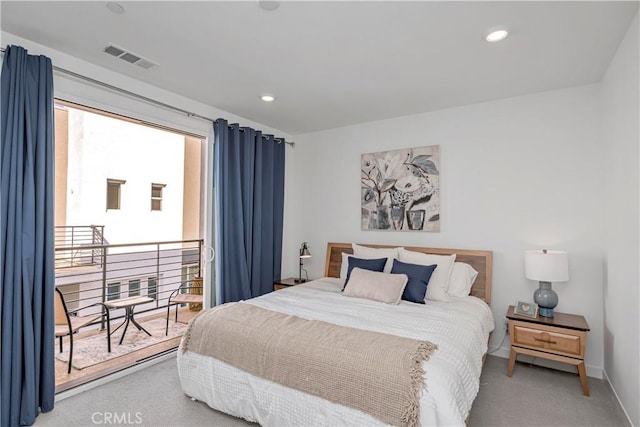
(182, 302, 438, 426)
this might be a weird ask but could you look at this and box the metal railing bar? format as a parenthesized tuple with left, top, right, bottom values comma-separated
(90, 262, 190, 277)
(74, 300, 197, 330)
(55, 238, 204, 331)
(55, 238, 203, 252)
(55, 244, 199, 253)
(102, 256, 194, 268)
(54, 253, 197, 270)
(57, 272, 189, 298)
(55, 225, 106, 228)
(60, 282, 184, 302)
(61, 283, 182, 299)
(59, 268, 187, 284)
(61, 287, 184, 306)
(55, 248, 200, 261)
(54, 248, 200, 263)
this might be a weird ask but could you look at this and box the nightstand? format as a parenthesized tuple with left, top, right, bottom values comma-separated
(273, 277, 304, 291)
(506, 305, 590, 396)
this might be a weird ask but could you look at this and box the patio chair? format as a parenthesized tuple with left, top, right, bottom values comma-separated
(54, 287, 111, 374)
(165, 281, 204, 335)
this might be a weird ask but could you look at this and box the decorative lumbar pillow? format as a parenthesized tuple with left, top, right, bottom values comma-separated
(398, 249, 456, 302)
(342, 268, 408, 304)
(352, 243, 403, 273)
(343, 256, 388, 289)
(390, 259, 437, 304)
(447, 262, 479, 298)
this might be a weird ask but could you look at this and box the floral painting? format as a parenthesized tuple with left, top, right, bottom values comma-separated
(361, 145, 440, 232)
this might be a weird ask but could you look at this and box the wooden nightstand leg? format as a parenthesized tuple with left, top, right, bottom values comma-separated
(507, 347, 517, 377)
(577, 361, 590, 396)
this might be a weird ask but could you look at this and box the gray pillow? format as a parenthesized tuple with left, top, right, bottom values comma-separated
(342, 268, 408, 305)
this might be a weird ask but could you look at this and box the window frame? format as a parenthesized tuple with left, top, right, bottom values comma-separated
(106, 178, 126, 210)
(147, 276, 158, 300)
(107, 282, 121, 301)
(128, 278, 141, 297)
(151, 183, 166, 211)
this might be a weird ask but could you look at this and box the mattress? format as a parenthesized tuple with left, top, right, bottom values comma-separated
(177, 277, 495, 426)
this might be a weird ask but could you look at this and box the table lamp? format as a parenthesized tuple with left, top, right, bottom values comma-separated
(295, 242, 311, 283)
(525, 249, 569, 318)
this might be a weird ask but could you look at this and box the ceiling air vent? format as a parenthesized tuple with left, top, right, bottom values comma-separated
(104, 45, 125, 57)
(135, 59, 157, 70)
(102, 43, 158, 70)
(119, 52, 142, 64)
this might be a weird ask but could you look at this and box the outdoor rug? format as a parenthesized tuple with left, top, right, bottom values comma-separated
(55, 317, 188, 370)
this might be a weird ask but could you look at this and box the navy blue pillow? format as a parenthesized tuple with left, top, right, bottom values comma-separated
(390, 259, 437, 304)
(343, 256, 388, 290)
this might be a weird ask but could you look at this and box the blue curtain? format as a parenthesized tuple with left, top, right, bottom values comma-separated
(1, 45, 55, 426)
(214, 119, 285, 303)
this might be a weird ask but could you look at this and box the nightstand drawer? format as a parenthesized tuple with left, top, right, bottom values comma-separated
(512, 324, 583, 357)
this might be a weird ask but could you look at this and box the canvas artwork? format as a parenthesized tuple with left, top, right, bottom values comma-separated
(361, 145, 440, 232)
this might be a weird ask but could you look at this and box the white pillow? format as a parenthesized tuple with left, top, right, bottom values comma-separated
(447, 262, 479, 298)
(339, 253, 351, 282)
(342, 268, 408, 304)
(352, 243, 402, 273)
(398, 249, 456, 302)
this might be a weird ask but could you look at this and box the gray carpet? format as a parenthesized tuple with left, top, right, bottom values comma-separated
(469, 355, 629, 427)
(35, 354, 630, 427)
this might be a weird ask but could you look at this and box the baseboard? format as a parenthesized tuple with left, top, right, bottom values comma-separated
(54, 351, 177, 402)
(603, 369, 635, 427)
(489, 345, 603, 379)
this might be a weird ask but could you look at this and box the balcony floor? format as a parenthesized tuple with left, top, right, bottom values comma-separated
(55, 307, 200, 393)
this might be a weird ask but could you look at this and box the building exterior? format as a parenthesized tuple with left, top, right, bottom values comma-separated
(54, 103, 204, 314)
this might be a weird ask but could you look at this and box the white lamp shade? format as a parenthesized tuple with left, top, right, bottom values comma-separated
(524, 250, 569, 282)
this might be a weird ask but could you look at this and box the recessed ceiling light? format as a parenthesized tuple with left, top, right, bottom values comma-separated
(485, 29, 509, 43)
(257, 0, 280, 12)
(261, 95, 275, 102)
(106, 2, 125, 15)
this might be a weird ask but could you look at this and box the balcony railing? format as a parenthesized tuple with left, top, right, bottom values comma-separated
(55, 239, 204, 328)
(54, 225, 108, 269)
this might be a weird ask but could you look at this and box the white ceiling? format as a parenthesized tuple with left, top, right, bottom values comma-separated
(1, 1, 637, 135)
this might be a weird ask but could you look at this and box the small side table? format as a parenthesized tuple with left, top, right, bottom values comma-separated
(105, 296, 154, 345)
(506, 305, 590, 396)
(274, 277, 306, 291)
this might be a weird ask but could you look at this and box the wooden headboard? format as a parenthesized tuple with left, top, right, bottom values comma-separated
(324, 242, 493, 304)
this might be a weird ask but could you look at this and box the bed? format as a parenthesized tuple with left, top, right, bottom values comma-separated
(177, 243, 494, 426)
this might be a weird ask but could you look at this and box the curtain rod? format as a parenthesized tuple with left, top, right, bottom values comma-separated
(0, 46, 295, 146)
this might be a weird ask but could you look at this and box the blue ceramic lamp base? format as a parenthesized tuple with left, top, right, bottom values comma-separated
(534, 281, 558, 318)
(538, 307, 554, 318)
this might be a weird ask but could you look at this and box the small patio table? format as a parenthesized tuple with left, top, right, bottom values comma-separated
(105, 296, 154, 345)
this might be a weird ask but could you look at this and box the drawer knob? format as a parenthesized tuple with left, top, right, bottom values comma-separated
(534, 337, 557, 344)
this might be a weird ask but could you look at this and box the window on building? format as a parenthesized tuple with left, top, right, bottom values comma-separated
(151, 183, 166, 211)
(107, 282, 121, 301)
(148, 276, 157, 300)
(107, 179, 126, 210)
(129, 279, 141, 297)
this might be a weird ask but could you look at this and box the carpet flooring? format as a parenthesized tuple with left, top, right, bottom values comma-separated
(35, 355, 630, 426)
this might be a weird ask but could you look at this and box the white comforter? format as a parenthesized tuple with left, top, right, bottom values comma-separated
(178, 278, 494, 426)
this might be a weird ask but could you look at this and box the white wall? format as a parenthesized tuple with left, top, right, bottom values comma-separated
(65, 109, 185, 244)
(288, 84, 605, 377)
(602, 12, 639, 427)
